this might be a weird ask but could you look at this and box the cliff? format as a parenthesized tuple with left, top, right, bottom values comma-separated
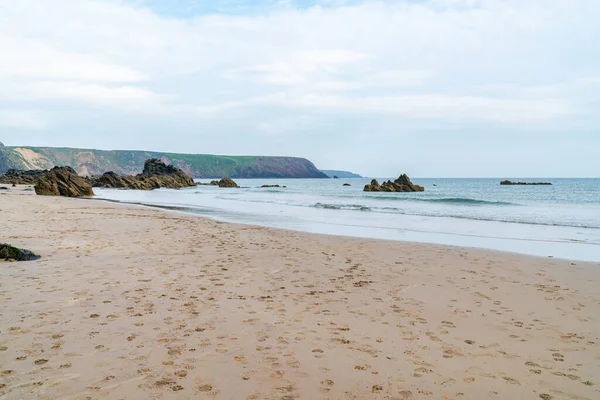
(1, 146, 328, 179)
(321, 170, 363, 178)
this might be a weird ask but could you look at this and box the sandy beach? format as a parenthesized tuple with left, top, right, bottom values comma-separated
(1, 186, 599, 400)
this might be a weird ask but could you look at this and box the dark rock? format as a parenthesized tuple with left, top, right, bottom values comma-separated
(0, 243, 40, 261)
(364, 174, 424, 192)
(260, 184, 286, 188)
(35, 166, 94, 197)
(343, 183, 351, 186)
(0, 169, 48, 185)
(218, 177, 239, 188)
(91, 159, 196, 190)
(196, 181, 219, 186)
(333, 175, 339, 179)
(0, 186, 7, 190)
(500, 180, 552, 186)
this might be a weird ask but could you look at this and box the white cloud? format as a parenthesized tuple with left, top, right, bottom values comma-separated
(0, 110, 46, 130)
(0, 35, 145, 83)
(0, 0, 599, 175)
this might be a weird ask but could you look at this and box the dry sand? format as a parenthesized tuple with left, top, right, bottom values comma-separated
(1, 186, 599, 400)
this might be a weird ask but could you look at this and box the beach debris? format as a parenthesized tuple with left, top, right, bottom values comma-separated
(91, 159, 195, 190)
(364, 174, 424, 192)
(500, 180, 552, 185)
(0, 244, 40, 261)
(35, 166, 94, 197)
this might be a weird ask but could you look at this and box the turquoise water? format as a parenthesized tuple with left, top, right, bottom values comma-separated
(94, 178, 600, 262)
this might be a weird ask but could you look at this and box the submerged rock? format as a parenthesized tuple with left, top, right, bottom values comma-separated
(500, 180, 552, 186)
(218, 177, 239, 188)
(0, 243, 40, 261)
(364, 174, 424, 192)
(35, 166, 94, 197)
(343, 183, 351, 186)
(260, 184, 286, 188)
(0, 169, 48, 185)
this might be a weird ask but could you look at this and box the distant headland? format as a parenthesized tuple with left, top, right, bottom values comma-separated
(0, 143, 328, 179)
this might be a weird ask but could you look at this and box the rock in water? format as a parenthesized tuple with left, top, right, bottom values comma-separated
(218, 177, 239, 188)
(364, 174, 424, 192)
(91, 159, 196, 190)
(35, 166, 94, 197)
(0, 243, 40, 261)
(343, 183, 351, 186)
(500, 180, 552, 186)
(137, 159, 196, 189)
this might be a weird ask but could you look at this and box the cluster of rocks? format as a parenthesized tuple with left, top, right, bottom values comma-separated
(1, 243, 40, 261)
(197, 178, 240, 188)
(0, 169, 48, 185)
(500, 180, 552, 186)
(35, 166, 94, 197)
(364, 174, 424, 192)
(260, 184, 286, 188)
(91, 159, 195, 190)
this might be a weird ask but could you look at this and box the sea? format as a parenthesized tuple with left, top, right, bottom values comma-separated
(93, 178, 600, 262)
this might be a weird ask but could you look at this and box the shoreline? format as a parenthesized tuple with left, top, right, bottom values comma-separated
(92, 194, 600, 264)
(1, 187, 599, 399)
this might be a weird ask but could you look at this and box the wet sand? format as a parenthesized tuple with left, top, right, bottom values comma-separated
(1, 186, 599, 399)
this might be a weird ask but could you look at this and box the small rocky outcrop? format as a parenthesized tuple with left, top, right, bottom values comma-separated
(0, 169, 48, 185)
(218, 177, 239, 188)
(333, 175, 339, 179)
(35, 166, 94, 197)
(260, 184, 286, 188)
(364, 174, 424, 192)
(500, 180, 552, 186)
(91, 159, 196, 190)
(0, 244, 40, 261)
(343, 183, 351, 186)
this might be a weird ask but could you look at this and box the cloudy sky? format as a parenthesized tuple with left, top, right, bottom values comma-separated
(1, 0, 598, 177)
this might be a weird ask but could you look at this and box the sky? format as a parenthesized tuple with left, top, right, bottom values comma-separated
(0, 0, 599, 177)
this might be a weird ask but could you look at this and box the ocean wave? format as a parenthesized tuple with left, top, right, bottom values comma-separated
(364, 195, 517, 206)
(314, 203, 371, 211)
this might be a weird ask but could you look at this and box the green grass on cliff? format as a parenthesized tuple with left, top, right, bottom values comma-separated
(4, 146, 327, 179)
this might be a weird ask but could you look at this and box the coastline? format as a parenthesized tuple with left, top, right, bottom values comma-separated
(1, 187, 599, 399)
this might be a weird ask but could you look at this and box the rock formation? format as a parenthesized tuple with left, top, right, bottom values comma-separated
(92, 159, 196, 190)
(343, 183, 351, 186)
(0, 243, 40, 261)
(500, 180, 552, 186)
(260, 184, 286, 188)
(0, 169, 48, 185)
(217, 177, 239, 188)
(364, 174, 424, 192)
(34, 166, 94, 197)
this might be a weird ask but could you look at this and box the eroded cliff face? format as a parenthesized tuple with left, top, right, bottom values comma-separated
(0, 142, 20, 173)
(1, 146, 328, 179)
